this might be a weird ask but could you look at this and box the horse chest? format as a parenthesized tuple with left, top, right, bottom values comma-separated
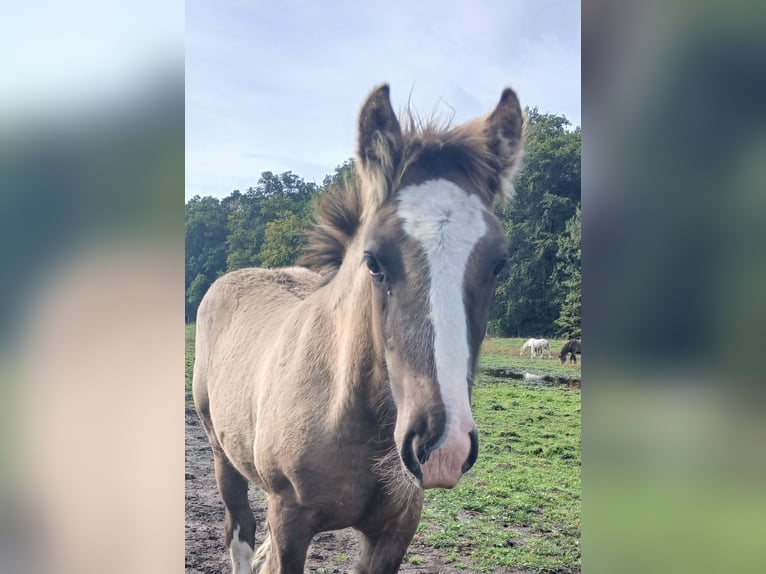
(253, 431, 383, 523)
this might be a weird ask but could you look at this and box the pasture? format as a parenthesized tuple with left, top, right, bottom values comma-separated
(185, 325, 580, 573)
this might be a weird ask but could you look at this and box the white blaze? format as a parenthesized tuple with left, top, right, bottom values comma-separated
(397, 179, 487, 432)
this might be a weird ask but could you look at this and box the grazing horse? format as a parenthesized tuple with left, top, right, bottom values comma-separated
(193, 84, 525, 573)
(559, 338, 582, 363)
(520, 337, 551, 358)
(519, 337, 536, 357)
(533, 338, 552, 359)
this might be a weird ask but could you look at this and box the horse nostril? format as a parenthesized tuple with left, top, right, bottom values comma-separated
(461, 427, 479, 474)
(417, 440, 436, 465)
(402, 428, 440, 479)
(416, 442, 428, 465)
(401, 431, 423, 481)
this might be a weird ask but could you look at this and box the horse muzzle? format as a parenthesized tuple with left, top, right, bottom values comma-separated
(400, 419, 479, 489)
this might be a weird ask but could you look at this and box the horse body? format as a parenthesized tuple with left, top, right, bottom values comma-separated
(193, 84, 525, 573)
(559, 338, 582, 363)
(199, 268, 391, 469)
(532, 338, 552, 358)
(520, 337, 551, 358)
(196, 265, 410, 570)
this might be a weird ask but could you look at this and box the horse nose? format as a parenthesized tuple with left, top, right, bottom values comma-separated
(407, 426, 478, 472)
(403, 423, 480, 489)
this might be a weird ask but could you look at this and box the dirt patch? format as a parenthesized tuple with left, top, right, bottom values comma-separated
(185, 411, 524, 573)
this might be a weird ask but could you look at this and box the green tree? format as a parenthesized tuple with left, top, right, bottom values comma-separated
(226, 171, 317, 270)
(259, 211, 310, 268)
(185, 195, 228, 321)
(554, 205, 581, 337)
(223, 189, 259, 270)
(490, 109, 581, 336)
(322, 158, 356, 187)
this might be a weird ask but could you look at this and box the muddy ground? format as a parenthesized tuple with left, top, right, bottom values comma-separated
(185, 410, 522, 573)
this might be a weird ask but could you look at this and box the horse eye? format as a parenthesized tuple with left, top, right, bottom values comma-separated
(492, 258, 509, 278)
(363, 253, 385, 282)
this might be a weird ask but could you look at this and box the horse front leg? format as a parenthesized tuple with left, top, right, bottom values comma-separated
(255, 494, 315, 574)
(352, 497, 422, 574)
(213, 450, 257, 574)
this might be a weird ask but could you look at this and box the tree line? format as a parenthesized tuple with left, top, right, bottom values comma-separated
(185, 109, 580, 338)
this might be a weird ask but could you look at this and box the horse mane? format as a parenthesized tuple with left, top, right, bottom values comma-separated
(297, 171, 364, 276)
(299, 108, 516, 276)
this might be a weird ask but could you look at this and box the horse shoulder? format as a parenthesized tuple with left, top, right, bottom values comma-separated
(194, 267, 326, 472)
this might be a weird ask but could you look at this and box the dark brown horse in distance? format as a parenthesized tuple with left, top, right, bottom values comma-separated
(559, 338, 582, 364)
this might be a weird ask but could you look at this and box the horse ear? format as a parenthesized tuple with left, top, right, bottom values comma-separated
(356, 84, 403, 208)
(486, 87, 526, 202)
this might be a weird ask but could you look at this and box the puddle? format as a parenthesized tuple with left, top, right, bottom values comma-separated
(482, 367, 581, 389)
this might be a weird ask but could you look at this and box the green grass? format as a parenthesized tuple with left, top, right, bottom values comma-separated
(184, 327, 581, 571)
(418, 376, 581, 572)
(185, 322, 195, 409)
(412, 338, 581, 572)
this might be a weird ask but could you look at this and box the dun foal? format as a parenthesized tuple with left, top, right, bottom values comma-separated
(193, 84, 525, 573)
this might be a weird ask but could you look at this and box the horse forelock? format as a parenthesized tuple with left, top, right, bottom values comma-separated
(397, 112, 507, 206)
(300, 113, 504, 276)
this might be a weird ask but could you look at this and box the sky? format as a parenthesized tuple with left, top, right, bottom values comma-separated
(186, 0, 581, 199)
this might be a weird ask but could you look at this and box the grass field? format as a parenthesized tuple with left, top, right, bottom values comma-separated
(185, 325, 581, 572)
(416, 337, 580, 571)
(480, 338, 582, 379)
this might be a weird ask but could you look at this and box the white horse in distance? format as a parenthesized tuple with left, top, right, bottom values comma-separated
(519, 338, 536, 357)
(519, 338, 552, 358)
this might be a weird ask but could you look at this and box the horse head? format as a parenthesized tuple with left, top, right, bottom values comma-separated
(353, 85, 524, 488)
